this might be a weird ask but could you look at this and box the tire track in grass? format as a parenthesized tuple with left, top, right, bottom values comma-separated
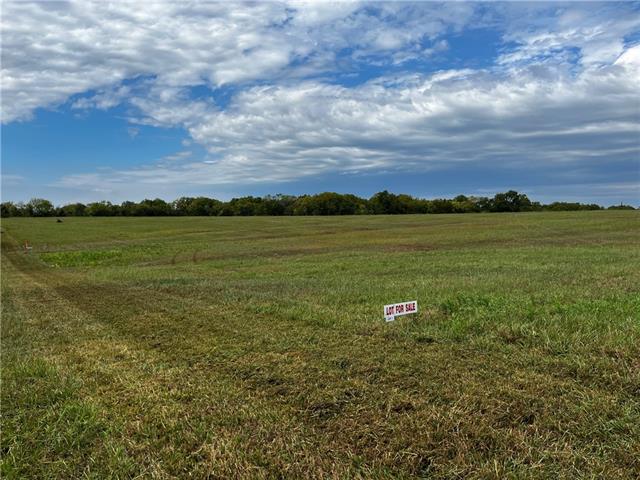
(1, 250, 255, 477)
(1, 249, 368, 477)
(4, 236, 639, 478)
(1, 253, 144, 477)
(1, 247, 492, 477)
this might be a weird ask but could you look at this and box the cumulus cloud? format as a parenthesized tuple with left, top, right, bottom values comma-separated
(2, 1, 286, 122)
(56, 47, 640, 191)
(3, 1, 639, 198)
(72, 85, 131, 111)
(496, 2, 640, 67)
(1, 0, 471, 123)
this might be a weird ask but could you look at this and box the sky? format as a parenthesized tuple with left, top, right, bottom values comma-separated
(1, 1, 639, 206)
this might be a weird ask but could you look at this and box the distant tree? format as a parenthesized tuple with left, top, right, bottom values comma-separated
(15, 202, 28, 216)
(1, 201, 22, 217)
(292, 192, 367, 215)
(607, 204, 635, 210)
(397, 194, 428, 214)
(225, 196, 265, 216)
(132, 198, 172, 216)
(86, 201, 118, 216)
(544, 202, 602, 211)
(427, 199, 455, 214)
(491, 190, 532, 212)
(262, 194, 296, 215)
(218, 203, 235, 216)
(324, 192, 366, 215)
(119, 201, 137, 216)
(189, 197, 223, 216)
(529, 201, 544, 212)
(59, 203, 87, 216)
(412, 197, 431, 213)
(474, 196, 492, 212)
(451, 195, 479, 213)
(344, 193, 370, 215)
(368, 191, 407, 214)
(2, 191, 612, 217)
(291, 195, 313, 215)
(172, 197, 195, 216)
(26, 198, 55, 217)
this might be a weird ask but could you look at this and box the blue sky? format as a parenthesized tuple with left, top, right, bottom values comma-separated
(2, 1, 639, 206)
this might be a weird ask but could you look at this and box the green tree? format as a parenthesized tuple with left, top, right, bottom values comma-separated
(86, 201, 118, 216)
(59, 203, 87, 216)
(172, 197, 195, 216)
(292, 193, 367, 215)
(189, 197, 223, 216)
(262, 194, 296, 215)
(1, 202, 22, 217)
(132, 198, 172, 216)
(607, 204, 635, 210)
(369, 191, 407, 214)
(26, 198, 55, 217)
(491, 191, 532, 212)
(427, 199, 455, 214)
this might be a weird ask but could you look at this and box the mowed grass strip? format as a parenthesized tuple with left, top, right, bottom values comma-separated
(2, 212, 639, 478)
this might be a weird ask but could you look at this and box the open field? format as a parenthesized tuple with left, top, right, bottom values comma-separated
(2, 211, 639, 478)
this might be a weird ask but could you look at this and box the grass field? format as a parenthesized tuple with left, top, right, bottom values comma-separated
(2, 212, 639, 479)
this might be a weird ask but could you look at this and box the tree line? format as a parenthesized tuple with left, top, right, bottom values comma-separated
(1, 190, 634, 217)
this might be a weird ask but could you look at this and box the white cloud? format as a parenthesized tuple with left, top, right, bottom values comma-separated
(1, 174, 25, 188)
(3, 1, 639, 201)
(55, 47, 640, 191)
(496, 3, 640, 67)
(72, 85, 131, 111)
(1, 1, 472, 123)
(127, 127, 140, 139)
(161, 151, 192, 164)
(1, 1, 287, 122)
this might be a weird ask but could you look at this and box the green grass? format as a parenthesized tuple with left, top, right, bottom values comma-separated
(2, 212, 639, 478)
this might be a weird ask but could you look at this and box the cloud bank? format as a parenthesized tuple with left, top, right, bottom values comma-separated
(2, 1, 639, 197)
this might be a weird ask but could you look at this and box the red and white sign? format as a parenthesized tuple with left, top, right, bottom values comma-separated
(384, 300, 418, 322)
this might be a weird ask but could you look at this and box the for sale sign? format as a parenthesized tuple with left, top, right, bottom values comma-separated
(384, 300, 418, 322)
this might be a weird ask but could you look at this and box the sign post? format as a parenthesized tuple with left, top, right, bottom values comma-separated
(384, 300, 418, 322)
